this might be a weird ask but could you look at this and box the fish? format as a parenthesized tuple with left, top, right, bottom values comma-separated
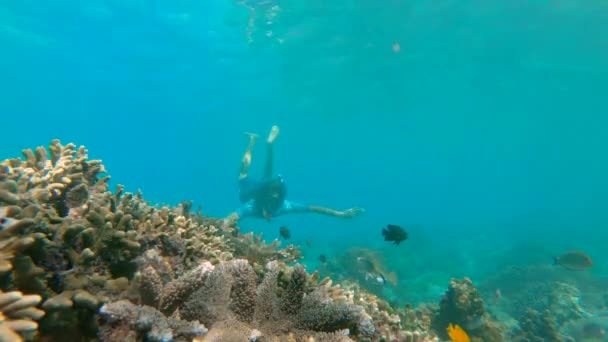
(0, 216, 16, 231)
(279, 226, 290, 240)
(356, 256, 376, 272)
(554, 250, 593, 270)
(365, 272, 386, 286)
(382, 224, 408, 245)
(493, 289, 502, 305)
(582, 322, 606, 339)
(447, 323, 470, 342)
(319, 254, 327, 263)
(358, 257, 390, 286)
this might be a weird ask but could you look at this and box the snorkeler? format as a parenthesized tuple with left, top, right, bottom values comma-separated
(222, 125, 364, 229)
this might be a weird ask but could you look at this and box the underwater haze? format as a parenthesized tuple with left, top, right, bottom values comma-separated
(2, 0, 608, 310)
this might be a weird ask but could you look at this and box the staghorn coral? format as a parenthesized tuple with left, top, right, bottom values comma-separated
(434, 277, 505, 342)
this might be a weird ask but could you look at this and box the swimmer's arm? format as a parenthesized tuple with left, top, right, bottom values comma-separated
(308, 205, 344, 217)
(310, 206, 365, 218)
(284, 201, 364, 218)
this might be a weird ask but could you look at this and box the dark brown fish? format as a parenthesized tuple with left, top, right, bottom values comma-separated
(319, 254, 327, 263)
(279, 226, 290, 240)
(382, 224, 408, 245)
(554, 250, 593, 270)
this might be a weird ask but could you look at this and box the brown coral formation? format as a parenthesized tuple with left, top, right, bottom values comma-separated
(434, 277, 505, 341)
(97, 299, 207, 342)
(509, 308, 565, 342)
(177, 259, 371, 340)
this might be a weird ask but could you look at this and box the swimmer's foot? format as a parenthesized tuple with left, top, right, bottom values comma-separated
(267, 125, 280, 144)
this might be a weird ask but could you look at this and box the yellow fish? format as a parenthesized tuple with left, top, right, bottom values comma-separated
(447, 323, 470, 342)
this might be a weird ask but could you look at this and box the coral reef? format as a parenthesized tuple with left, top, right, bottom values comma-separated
(510, 308, 565, 342)
(510, 281, 587, 326)
(433, 277, 505, 341)
(319, 247, 398, 299)
(177, 259, 372, 340)
(0, 139, 522, 342)
(229, 231, 303, 274)
(97, 299, 207, 342)
(0, 140, 232, 339)
(479, 263, 604, 341)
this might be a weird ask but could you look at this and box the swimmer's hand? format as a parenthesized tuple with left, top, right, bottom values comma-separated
(339, 207, 365, 218)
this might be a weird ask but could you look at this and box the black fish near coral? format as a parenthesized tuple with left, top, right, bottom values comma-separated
(319, 254, 327, 263)
(382, 224, 408, 245)
(279, 226, 291, 239)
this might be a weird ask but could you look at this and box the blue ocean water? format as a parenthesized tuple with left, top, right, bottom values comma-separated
(1, 0, 607, 309)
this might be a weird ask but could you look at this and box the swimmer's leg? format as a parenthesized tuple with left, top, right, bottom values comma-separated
(240, 132, 258, 179)
(263, 125, 280, 179)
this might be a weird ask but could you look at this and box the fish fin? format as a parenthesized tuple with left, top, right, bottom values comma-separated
(385, 272, 398, 286)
